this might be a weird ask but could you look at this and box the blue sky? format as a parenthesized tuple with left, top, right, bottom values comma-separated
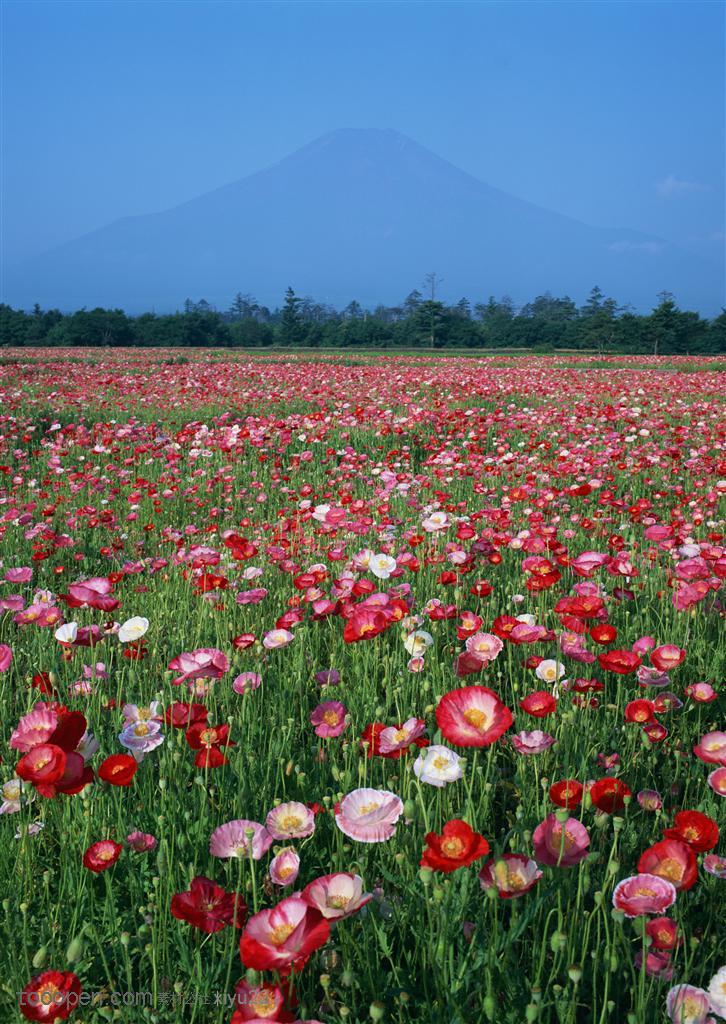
(2, 0, 724, 266)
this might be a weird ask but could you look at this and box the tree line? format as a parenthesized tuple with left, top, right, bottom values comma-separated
(0, 284, 724, 353)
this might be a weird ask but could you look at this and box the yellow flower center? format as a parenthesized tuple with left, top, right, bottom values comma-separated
(658, 858, 683, 882)
(441, 837, 464, 857)
(433, 755, 450, 770)
(134, 723, 150, 736)
(278, 814, 303, 831)
(269, 923, 295, 946)
(323, 711, 339, 726)
(358, 801, 380, 815)
(328, 894, 351, 909)
(463, 708, 489, 730)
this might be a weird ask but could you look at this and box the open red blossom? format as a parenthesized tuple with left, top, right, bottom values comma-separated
(16, 744, 67, 789)
(519, 691, 557, 717)
(589, 624, 617, 645)
(549, 779, 584, 808)
(624, 699, 655, 724)
(165, 701, 208, 728)
(663, 810, 719, 853)
(420, 820, 490, 873)
(597, 649, 642, 675)
(98, 754, 137, 787)
(185, 722, 235, 767)
(83, 839, 122, 873)
(20, 970, 82, 1021)
(589, 777, 632, 813)
(171, 876, 246, 932)
(637, 838, 698, 891)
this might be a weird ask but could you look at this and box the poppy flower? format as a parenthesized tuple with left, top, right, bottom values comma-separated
(478, 854, 542, 898)
(532, 813, 590, 867)
(231, 980, 297, 1022)
(650, 645, 686, 672)
(693, 731, 726, 767)
(590, 777, 632, 814)
(663, 810, 719, 853)
(519, 691, 557, 717)
(624, 699, 655, 724)
(185, 722, 235, 768)
(335, 788, 403, 843)
(19, 970, 82, 1021)
(301, 872, 372, 919)
(612, 873, 677, 917)
(638, 839, 698, 892)
(420, 819, 489, 873)
(239, 896, 330, 975)
(98, 754, 137, 787)
(171, 875, 246, 932)
(83, 839, 122, 873)
(597, 649, 642, 675)
(436, 685, 513, 748)
(549, 779, 584, 808)
(646, 917, 681, 951)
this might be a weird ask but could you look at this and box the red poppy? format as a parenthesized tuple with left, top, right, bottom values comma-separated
(549, 779, 584, 808)
(637, 838, 698, 891)
(624, 699, 655, 724)
(165, 702, 208, 728)
(16, 744, 67, 790)
(185, 722, 236, 768)
(663, 810, 719, 853)
(420, 820, 490, 873)
(82, 839, 122, 873)
(171, 876, 246, 933)
(519, 691, 557, 718)
(19, 970, 82, 1021)
(589, 777, 632, 813)
(589, 624, 617, 645)
(98, 754, 138, 787)
(597, 650, 642, 675)
(342, 608, 389, 644)
(645, 917, 681, 951)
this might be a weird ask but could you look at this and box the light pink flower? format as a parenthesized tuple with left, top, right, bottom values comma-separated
(210, 819, 273, 860)
(703, 854, 726, 879)
(262, 628, 294, 650)
(693, 732, 726, 767)
(665, 985, 711, 1024)
(269, 848, 300, 886)
(335, 788, 404, 843)
(378, 717, 426, 755)
(266, 801, 315, 840)
(637, 789, 663, 811)
(301, 872, 372, 919)
(9, 705, 58, 752)
(707, 768, 726, 798)
(464, 632, 504, 663)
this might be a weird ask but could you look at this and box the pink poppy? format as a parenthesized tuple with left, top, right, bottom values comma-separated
(232, 672, 262, 695)
(377, 717, 426, 755)
(265, 802, 315, 840)
(693, 732, 726, 767)
(0, 644, 12, 672)
(511, 730, 555, 755)
(168, 648, 229, 686)
(612, 873, 677, 917)
(436, 686, 513, 748)
(665, 985, 711, 1024)
(478, 854, 542, 898)
(335, 788, 404, 843)
(464, 633, 504, 663)
(269, 848, 300, 887)
(707, 768, 726, 797)
(209, 819, 273, 860)
(302, 872, 373, 919)
(5, 566, 32, 583)
(310, 701, 347, 738)
(703, 854, 726, 879)
(10, 705, 58, 752)
(532, 814, 590, 867)
(262, 628, 295, 650)
(651, 645, 686, 672)
(239, 896, 330, 975)
(126, 830, 157, 852)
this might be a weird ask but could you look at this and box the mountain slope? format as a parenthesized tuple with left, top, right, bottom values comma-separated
(3, 128, 722, 313)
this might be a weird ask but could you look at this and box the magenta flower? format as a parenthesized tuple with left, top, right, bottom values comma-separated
(310, 701, 347, 738)
(126, 831, 157, 852)
(532, 814, 590, 867)
(4, 566, 32, 584)
(0, 644, 12, 673)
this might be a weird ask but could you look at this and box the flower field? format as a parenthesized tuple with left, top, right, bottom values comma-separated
(0, 349, 724, 1024)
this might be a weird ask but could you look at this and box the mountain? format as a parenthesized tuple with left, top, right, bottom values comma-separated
(2, 128, 723, 314)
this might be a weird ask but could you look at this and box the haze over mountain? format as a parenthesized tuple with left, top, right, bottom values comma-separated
(3, 128, 723, 314)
